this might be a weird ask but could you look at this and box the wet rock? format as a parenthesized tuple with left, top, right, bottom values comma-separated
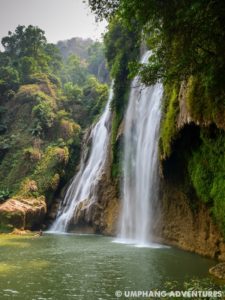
(177, 81, 193, 129)
(156, 183, 225, 260)
(102, 197, 120, 235)
(209, 263, 225, 279)
(60, 129, 120, 235)
(10, 228, 31, 235)
(0, 197, 46, 232)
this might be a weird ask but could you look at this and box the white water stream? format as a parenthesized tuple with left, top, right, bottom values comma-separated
(119, 51, 163, 245)
(51, 84, 113, 232)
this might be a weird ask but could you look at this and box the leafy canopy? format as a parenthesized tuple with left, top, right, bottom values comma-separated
(89, 0, 225, 86)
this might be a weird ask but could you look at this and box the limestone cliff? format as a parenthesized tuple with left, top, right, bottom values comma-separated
(155, 183, 225, 260)
(155, 81, 225, 259)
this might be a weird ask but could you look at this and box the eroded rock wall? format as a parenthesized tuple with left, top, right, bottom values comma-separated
(154, 81, 225, 260)
(154, 183, 225, 260)
(78, 144, 120, 235)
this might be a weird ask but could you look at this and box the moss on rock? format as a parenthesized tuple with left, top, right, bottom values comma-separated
(160, 83, 179, 158)
(186, 75, 225, 129)
(188, 128, 225, 234)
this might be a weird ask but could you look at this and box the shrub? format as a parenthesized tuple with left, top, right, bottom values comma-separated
(59, 119, 80, 140)
(0, 188, 10, 203)
(15, 84, 40, 103)
(15, 81, 55, 105)
(32, 101, 55, 136)
(64, 82, 83, 102)
(0, 66, 20, 95)
(19, 56, 40, 79)
(50, 173, 60, 190)
(186, 74, 225, 129)
(30, 146, 69, 198)
(188, 129, 225, 234)
(56, 110, 70, 121)
(23, 147, 42, 162)
(55, 147, 69, 164)
(19, 179, 38, 196)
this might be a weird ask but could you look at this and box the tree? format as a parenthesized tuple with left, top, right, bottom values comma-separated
(2, 25, 47, 60)
(44, 43, 62, 74)
(32, 102, 55, 137)
(88, 0, 119, 20)
(83, 75, 108, 116)
(0, 66, 20, 95)
(87, 42, 108, 82)
(104, 15, 140, 112)
(61, 54, 88, 86)
(1, 25, 62, 78)
(89, 0, 225, 85)
(19, 56, 39, 78)
(64, 82, 83, 102)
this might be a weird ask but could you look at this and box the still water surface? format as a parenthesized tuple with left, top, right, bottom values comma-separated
(0, 233, 215, 299)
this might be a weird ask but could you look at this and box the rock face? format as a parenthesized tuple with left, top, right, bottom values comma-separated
(87, 126, 120, 235)
(88, 173, 120, 235)
(154, 183, 225, 260)
(0, 197, 46, 232)
(153, 81, 225, 260)
(68, 146, 120, 235)
(177, 81, 193, 128)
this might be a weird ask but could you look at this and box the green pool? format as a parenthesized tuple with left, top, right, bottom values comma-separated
(0, 233, 216, 299)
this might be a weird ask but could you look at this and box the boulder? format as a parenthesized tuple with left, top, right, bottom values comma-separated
(209, 263, 225, 280)
(0, 197, 46, 232)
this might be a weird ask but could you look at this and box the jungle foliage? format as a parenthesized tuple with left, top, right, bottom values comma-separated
(0, 25, 108, 204)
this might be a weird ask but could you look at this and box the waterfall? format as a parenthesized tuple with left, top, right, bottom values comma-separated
(51, 84, 113, 232)
(119, 51, 163, 245)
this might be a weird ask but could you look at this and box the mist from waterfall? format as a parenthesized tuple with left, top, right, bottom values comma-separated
(119, 51, 163, 246)
(51, 84, 113, 232)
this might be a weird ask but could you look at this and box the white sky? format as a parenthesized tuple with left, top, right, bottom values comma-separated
(0, 0, 107, 45)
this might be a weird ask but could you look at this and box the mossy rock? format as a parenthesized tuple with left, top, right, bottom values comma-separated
(186, 75, 225, 129)
(160, 83, 179, 158)
(0, 197, 46, 232)
(209, 263, 225, 280)
(0, 210, 24, 230)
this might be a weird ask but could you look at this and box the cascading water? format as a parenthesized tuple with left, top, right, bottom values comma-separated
(51, 84, 113, 232)
(119, 51, 163, 245)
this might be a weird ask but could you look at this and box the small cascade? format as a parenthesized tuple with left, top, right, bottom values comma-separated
(51, 84, 113, 232)
(119, 51, 163, 245)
